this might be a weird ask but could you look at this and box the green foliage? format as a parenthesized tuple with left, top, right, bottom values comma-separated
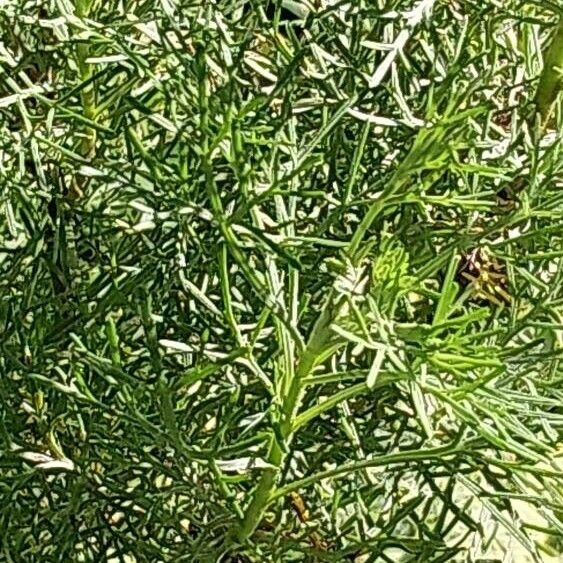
(535, 18, 563, 128)
(370, 235, 413, 316)
(1, 0, 563, 561)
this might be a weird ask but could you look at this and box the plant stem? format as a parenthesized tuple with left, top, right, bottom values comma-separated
(74, 0, 97, 185)
(236, 301, 336, 541)
(236, 0, 438, 541)
(235, 162, 412, 541)
(535, 18, 563, 130)
(271, 441, 463, 500)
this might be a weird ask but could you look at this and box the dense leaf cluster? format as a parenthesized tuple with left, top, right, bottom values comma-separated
(1, 0, 563, 561)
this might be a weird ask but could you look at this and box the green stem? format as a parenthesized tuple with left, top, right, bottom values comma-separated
(236, 117, 412, 544)
(74, 0, 97, 165)
(293, 375, 407, 432)
(535, 18, 563, 130)
(235, 438, 283, 541)
(271, 441, 463, 501)
(236, 0, 437, 539)
(236, 301, 336, 541)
